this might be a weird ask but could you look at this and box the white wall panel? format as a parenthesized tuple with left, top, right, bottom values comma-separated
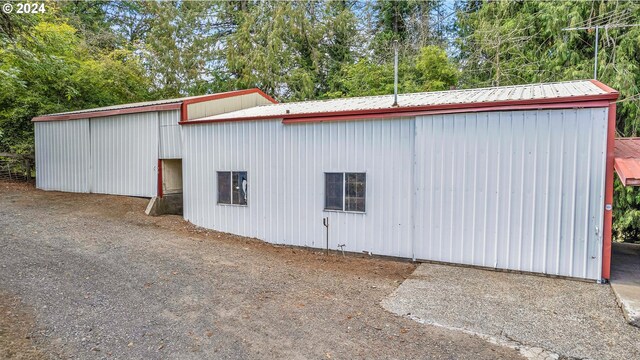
(413, 109, 608, 280)
(183, 118, 415, 258)
(35, 120, 91, 192)
(90, 113, 158, 197)
(183, 107, 608, 280)
(159, 110, 181, 159)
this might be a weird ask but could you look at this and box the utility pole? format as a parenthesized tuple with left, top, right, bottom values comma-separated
(392, 40, 399, 107)
(562, 23, 640, 80)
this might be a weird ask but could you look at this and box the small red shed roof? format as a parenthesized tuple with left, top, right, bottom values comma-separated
(615, 138, 640, 186)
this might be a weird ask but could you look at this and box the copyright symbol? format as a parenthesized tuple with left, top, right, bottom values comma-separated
(2, 3, 12, 13)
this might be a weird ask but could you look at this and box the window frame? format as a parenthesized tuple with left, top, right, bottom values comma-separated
(217, 171, 248, 206)
(323, 172, 366, 214)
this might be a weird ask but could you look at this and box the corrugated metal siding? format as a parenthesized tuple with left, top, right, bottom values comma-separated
(35, 120, 91, 192)
(413, 108, 608, 280)
(183, 108, 608, 280)
(183, 118, 415, 258)
(159, 110, 181, 159)
(90, 113, 158, 197)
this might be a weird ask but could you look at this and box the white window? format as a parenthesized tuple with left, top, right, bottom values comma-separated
(217, 171, 247, 205)
(324, 172, 366, 212)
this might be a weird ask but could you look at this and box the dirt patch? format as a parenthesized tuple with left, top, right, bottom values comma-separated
(0, 293, 45, 359)
(0, 181, 522, 359)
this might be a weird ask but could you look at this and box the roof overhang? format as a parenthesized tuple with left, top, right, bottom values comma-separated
(181, 95, 618, 125)
(180, 79, 619, 125)
(32, 103, 182, 122)
(615, 138, 640, 186)
(32, 88, 277, 122)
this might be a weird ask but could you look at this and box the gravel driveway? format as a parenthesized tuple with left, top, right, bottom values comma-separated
(0, 182, 521, 359)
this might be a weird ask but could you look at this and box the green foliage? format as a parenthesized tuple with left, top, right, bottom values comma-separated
(7, 0, 640, 242)
(133, 1, 221, 97)
(415, 45, 458, 90)
(613, 178, 640, 243)
(456, 0, 640, 242)
(327, 45, 457, 98)
(0, 3, 151, 153)
(219, 1, 364, 100)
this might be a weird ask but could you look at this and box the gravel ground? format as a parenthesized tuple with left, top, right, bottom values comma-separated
(0, 182, 521, 359)
(382, 263, 640, 360)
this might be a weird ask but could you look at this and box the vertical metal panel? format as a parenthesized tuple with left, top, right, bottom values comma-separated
(34, 120, 91, 192)
(182, 118, 415, 258)
(90, 113, 158, 197)
(413, 108, 608, 280)
(182, 107, 608, 280)
(159, 110, 181, 159)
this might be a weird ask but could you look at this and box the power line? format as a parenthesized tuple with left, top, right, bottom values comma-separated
(562, 23, 640, 31)
(616, 93, 640, 104)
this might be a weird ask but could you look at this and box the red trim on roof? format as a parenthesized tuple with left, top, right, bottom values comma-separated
(180, 93, 619, 125)
(180, 102, 188, 123)
(282, 100, 612, 124)
(182, 88, 277, 107)
(32, 103, 181, 122)
(32, 88, 277, 122)
(180, 88, 277, 123)
(590, 79, 619, 94)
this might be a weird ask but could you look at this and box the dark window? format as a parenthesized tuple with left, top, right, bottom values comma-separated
(325, 173, 344, 210)
(218, 171, 247, 205)
(324, 172, 366, 212)
(217, 172, 231, 204)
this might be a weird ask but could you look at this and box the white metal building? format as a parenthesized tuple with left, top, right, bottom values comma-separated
(33, 89, 276, 197)
(179, 80, 618, 281)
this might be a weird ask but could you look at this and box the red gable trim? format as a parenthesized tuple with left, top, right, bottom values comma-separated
(180, 88, 277, 123)
(590, 79, 619, 94)
(32, 88, 277, 122)
(32, 103, 181, 122)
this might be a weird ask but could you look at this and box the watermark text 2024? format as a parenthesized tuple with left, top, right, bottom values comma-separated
(3, 3, 46, 14)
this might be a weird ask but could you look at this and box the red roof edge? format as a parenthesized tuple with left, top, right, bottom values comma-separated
(590, 79, 619, 95)
(32, 88, 277, 123)
(32, 103, 181, 122)
(180, 92, 619, 126)
(182, 88, 277, 107)
(180, 88, 278, 123)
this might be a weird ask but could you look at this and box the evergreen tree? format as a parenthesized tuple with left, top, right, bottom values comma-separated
(455, 0, 640, 241)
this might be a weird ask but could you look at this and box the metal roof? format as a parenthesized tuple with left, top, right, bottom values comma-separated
(615, 138, 640, 186)
(185, 80, 617, 124)
(32, 88, 276, 122)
